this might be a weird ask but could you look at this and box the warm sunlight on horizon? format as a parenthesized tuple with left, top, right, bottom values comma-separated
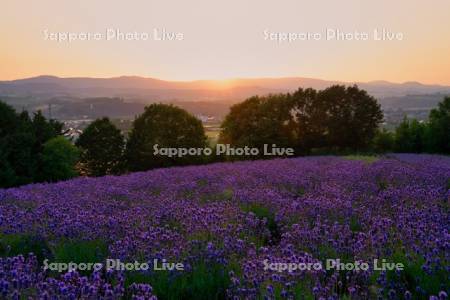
(1, 0, 450, 84)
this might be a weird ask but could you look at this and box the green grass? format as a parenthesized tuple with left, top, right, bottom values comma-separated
(241, 203, 281, 246)
(52, 239, 109, 264)
(387, 249, 448, 296)
(344, 155, 379, 163)
(0, 234, 231, 298)
(200, 188, 233, 204)
(368, 248, 448, 298)
(0, 233, 108, 267)
(349, 215, 363, 232)
(125, 262, 230, 300)
(197, 178, 209, 187)
(0, 233, 52, 263)
(49, 239, 109, 275)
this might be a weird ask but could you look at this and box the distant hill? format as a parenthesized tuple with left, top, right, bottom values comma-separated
(1, 75, 449, 101)
(0, 75, 448, 124)
(378, 93, 448, 110)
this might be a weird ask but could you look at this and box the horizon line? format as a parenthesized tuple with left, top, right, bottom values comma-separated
(1, 74, 448, 87)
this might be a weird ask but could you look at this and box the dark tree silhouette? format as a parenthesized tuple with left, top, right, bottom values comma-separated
(126, 104, 207, 171)
(292, 85, 383, 152)
(0, 100, 66, 187)
(220, 85, 383, 155)
(219, 94, 293, 154)
(40, 136, 79, 182)
(76, 117, 125, 176)
(427, 96, 450, 153)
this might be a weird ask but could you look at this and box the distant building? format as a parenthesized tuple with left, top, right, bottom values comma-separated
(63, 128, 83, 142)
(196, 114, 215, 123)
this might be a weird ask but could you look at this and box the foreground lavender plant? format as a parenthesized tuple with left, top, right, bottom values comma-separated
(0, 154, 449, 299)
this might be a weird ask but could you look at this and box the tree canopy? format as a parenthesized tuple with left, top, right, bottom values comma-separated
(220, 85, 383, 155)
(0, 100, 68, 187)
(76, 117, 125, 176)
(126, 104, 207, 171)
(40, 136, 79, 182)
(427, 96, 450, 153)
(219, 94, 293, 152)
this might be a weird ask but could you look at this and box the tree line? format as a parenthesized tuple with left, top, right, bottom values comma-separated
(221, 86, 449, 155)
(0, 85, 448, 188)
(0, 102, 78, 187)
(220, 85, 384, 154)
(372, 97, 449, 154)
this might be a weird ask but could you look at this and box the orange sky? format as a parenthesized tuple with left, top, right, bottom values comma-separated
(1, 0, 450, 84)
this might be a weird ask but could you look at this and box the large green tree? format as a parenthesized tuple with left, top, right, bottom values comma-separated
(290, 88, 327, 152)
(0, 101, 22, 186)
(76, 117, 125, 176)
(372, 128, 395, 153)
(0, 103, 36, 186)
(125, 104, 207, 171)
(0, 101, 19, 137)
(219, 94, 294, 153)
(40, 136, 79, 182)
(394, 117, 426, 153)
(292, 85, 383, 152)
(427, 96, 450, 153)
(0, 100, 66, 187)
(220, 85, 383, 155)
(32, 110, 62, 152)
(32, 110, 63, 177)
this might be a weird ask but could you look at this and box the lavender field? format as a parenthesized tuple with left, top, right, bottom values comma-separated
(0, 154, 449, 299)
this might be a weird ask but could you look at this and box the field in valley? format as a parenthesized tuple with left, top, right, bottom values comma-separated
(0, 154, 449, 299)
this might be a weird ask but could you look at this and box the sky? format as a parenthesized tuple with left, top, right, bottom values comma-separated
(1, 0, 450, 84)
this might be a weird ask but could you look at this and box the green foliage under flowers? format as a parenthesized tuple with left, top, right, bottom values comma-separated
(344, 155, 379, 163)
(0, 235, 231, 299)
(349, 215, 363, 232)
(379, 249, 448, 297)
(52, 239, 109, 265)
(241, 203, 281, 246)
(0, 233, 52, 264)
(125, 262, 230, 300)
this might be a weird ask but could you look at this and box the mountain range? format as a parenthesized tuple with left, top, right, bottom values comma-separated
(0, 76, 448, 124)
(1, 75, 449, 101)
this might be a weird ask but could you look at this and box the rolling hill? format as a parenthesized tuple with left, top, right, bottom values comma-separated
(1, 75, 449, 101)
